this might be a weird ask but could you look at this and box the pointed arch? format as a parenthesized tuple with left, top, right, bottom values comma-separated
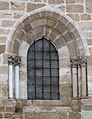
(27, 37, 59, 100)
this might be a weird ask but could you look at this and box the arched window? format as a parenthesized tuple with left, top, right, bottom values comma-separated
(27, 37, 59, 100)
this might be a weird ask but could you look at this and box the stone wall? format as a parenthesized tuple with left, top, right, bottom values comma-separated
(0, 0, 92, 119)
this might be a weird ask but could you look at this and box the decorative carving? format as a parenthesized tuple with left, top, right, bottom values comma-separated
(8, 55, 21, 65)
(8, 55, 14, 65)
(70, 56, 87, 68)
(14, 56, 21, 66)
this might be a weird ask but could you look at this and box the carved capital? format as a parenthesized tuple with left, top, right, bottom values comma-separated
(8, 56, 14, 65)
(70, 56, 87, 68)
(14, 56, 21, 66)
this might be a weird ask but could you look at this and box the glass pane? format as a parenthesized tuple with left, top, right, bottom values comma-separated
(27, 51, 34, 60)
(51, 77, 58, 85)
(27, 61, 34, 70)
(51, 61, 58, 68)
(43, 77, 50, 84)
(51, 69, 58, 76)
(35, 40, 42, 51)
(36, 60, 42, 68)
(28, 92, 35, 99)
(43, 69, 50, 76)
(35, 52, 42, 60)
(51, 53, 58, 60)
(43, 39, 49, 51)
(44, 52, 49, 59)
(43, 60, 50, 68)
(44, 84, 50, 93)
(44, 93, 50, 100)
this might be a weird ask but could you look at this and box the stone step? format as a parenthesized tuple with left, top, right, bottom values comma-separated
(23, 106, 72, 113)
(21, 99, 70, 107)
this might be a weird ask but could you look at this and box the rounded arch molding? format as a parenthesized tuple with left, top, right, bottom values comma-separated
(6, 6, 89, 57)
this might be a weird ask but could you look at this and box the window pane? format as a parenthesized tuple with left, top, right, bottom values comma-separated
(27, 37, 59, 100)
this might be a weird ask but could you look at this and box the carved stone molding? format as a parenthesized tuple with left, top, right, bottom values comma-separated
(8, 55, 14, 65)
(14, 56, 21, 66)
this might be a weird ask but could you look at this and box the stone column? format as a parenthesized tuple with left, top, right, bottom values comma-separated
(14, 56, 21, 99)
(8, 56, 14, 99)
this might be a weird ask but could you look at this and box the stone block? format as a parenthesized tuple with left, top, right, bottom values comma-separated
(66, 0, 84, 3)
(0, 36, 7, 43)
(46, 19, 56, 28)
(48, 0, 64, 4)
(0, 66, 7, 75)
(60, 83, 71, 98)
(0, 113, 3, 118)
(69, 112, 81, 119)
(15, 101, 23, 113)
(11, 2, 25, 11)
(67, 14, 79, 21)
(2, 20, 16, 27)
(81, 111, 92, 119)
(81, 14, 91, 20)
(66, 5, 84, 13)
(53, 35, 65, 49)
(4, 112, 12, 118)
(71, 100, 81, 111)
(58, 5, 65, 13)
(13, 12, 25, 19)
(0, 106, 5, 112)
(5, 106, 15, 112)
(0, 45, 5, 54)
(0, 11, 12, 19)
(87, 56, 92, 66)
(0, 2, 9, 10)
(85, 0, 92, 13)
(26, 3, 45, 12)
(13, 40, 20, 53)
(62, 31, 73, 43)
(0, 28, 10, 35)
(24, 112, 34, 119)
(48, 29, 60, 41)
(77, 22, 92, 31)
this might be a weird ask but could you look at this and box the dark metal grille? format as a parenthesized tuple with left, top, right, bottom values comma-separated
(27, 37, 59, 100)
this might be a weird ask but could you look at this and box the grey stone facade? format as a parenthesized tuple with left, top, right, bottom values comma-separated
(0, 0, 92, 119)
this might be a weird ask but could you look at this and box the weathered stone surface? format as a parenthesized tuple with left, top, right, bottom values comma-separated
(0, 106, 5, 112)
(66, 0, 84, 3)
(58, 5, 65, 13)
(71, 100, 81, 111)
(69, 112, 81, 119)
(0, 45, 5, 53)
(0, 66, 8, 74)
(2, 20, 16, 27)
(4, 112, 12, 118)
(13, 12, 25, 19)
(49, 0, 64, 4)
(0, 11, 12, 19)
(6, 106, 15, 112)
(81, 14, 91, 20)
(0, 36, 7, 43)
(67, 14, 79, 21)
(15, 101, 23, 113)
(11, 2, 25, 11)
(26, 3, 45, 12)
(0, 2, 9, 10)
(13, 40, 20, 53)
(85, 0, 92, 13)
(60, 83, 71, 98)
(0, 113, 3, 118)
(0, 28, 10, 35)
(66, 5, 84, 13)
(81, 111, 92, 119)
(77, 22, 92, 31)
